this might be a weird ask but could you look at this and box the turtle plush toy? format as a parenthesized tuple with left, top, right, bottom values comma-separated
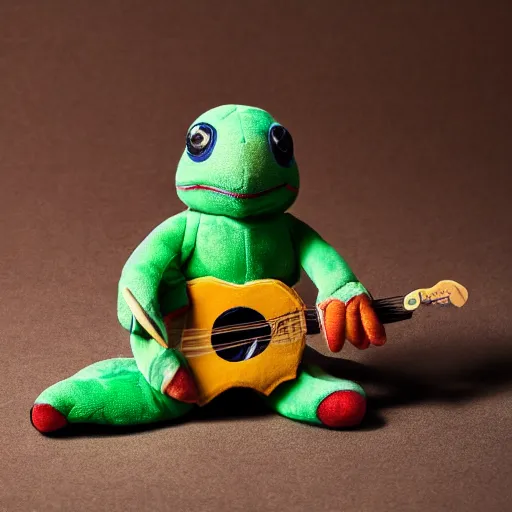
(31, 105, 388, 434)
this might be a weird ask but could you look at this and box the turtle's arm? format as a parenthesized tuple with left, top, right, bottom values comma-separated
(286, 213, 368, 304)
(117, 211, 190, 341)
(287, 213, 385, 352)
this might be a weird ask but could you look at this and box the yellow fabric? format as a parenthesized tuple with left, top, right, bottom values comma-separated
(182, 277, 307, 405)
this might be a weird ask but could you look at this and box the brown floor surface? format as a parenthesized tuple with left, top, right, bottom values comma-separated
(1, 1, 511, 511)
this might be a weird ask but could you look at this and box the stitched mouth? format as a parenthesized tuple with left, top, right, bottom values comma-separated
(176, 183, 298, 199)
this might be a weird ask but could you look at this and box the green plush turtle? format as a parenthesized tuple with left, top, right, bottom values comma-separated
(31, 105, 386, 434)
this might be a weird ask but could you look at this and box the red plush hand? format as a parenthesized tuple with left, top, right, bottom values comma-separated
(318, 294, 386, 352)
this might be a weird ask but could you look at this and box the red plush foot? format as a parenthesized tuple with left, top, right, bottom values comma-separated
(31, 404, 68, 433)
(164, 367, 199, 404)
(317, 391, 366, 428)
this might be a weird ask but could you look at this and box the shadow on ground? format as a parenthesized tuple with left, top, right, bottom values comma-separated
(303, 342, 512, 427)
(193, 340, 512, 429)
(42, 339, 512, 438)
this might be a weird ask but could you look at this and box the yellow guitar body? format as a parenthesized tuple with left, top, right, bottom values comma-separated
(171, 277, 307, 406)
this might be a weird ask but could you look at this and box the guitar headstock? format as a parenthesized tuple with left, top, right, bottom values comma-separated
(403, 280, 469, 312)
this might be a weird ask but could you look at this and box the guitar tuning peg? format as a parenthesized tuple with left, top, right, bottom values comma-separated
(403, 280, 469, 311)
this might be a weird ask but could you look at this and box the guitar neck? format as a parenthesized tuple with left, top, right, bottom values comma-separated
(304, 295, 413, 335)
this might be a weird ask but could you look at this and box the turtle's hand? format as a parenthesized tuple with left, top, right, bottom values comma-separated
(318, 294, 387, 352)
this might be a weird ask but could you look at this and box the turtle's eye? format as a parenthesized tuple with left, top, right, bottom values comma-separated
(268, 123, 294, 167)
(186, 123, 216, 161)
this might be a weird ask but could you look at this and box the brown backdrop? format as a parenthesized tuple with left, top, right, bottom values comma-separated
(1, 1, 511, 511)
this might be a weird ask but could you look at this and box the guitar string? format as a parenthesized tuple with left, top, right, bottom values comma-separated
(179, 319, 305, 350)
(179, 315, 301, 339)
(183, 336, 279, 354)
(152, 292, 451, 359)
(178, 308, 305, 331)
(177, 301, 406, 357)
(166, 310, 305, 339)
(181, 334, 304, 358)
(178, 301, 408, 357)
(175, 320, 306, 351)
(162, 296, 405, 340)
(147, 298, 408, 356)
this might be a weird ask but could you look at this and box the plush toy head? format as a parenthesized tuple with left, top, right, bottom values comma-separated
(175, 105, 299, 218)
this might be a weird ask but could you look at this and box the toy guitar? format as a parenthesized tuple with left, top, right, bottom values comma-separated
(123, 278, 468, 406)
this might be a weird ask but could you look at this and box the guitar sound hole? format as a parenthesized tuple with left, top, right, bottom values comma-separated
(212, 307, 271, 362)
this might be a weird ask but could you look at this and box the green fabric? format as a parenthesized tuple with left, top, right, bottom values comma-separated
(116, 211, 196, 393)
(34, 104, 371, 429)
(116, 207, 368, 398)
(34, 358, 193, 425)
(117, 208, 367, 396)
(176, 105, 299, 218)
(182, 212, 300, 285)
(117, 210, 189, 334)
(130, 333, 189, 393)
(181, 209, 201, 264)
(263, 365, 365, 425)
(286, 214, 369, 303)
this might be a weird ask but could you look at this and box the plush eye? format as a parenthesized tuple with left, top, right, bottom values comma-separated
(268, 124, 294, 167)
(186, 123, 216, 161)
